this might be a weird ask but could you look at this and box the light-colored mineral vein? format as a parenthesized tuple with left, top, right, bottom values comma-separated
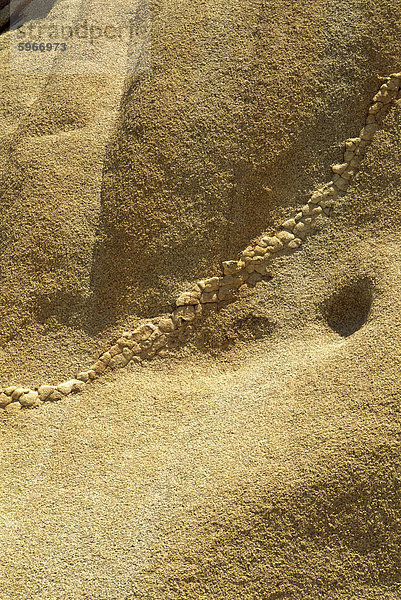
(1, 72, 400, 411)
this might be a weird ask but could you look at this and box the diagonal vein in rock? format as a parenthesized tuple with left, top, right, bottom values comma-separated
(1, 72, 400, 412)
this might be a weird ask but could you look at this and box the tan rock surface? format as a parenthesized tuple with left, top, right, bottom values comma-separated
(0, 0, 401, 599)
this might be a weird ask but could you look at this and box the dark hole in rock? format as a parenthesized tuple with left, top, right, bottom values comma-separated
(321, 277, 373, 337)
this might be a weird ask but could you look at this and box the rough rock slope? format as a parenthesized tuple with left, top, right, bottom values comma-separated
(0, 1, 401, 599)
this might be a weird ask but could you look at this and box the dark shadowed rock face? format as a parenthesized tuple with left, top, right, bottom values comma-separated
(0, 0, 57, 33)
(89, 1, 331, 325)
(0, 0, 11, 32)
